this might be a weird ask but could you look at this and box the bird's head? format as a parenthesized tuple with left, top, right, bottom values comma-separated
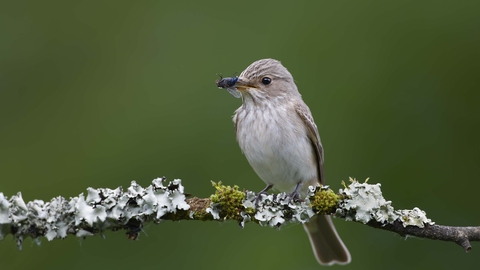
(234, 59, 300, 102)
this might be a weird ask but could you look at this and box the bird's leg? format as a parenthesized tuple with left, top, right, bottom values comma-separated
(255, 184, 273, 207)
(287, 182, 303, 204)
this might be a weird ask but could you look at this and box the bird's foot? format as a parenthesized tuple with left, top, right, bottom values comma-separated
(287, 182, 303, 204)
(255, 184, 273, 207)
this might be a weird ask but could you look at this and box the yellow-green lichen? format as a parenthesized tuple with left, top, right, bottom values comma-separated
(243, 206, 256, 216)
(210, 181, 245, 220)
(310, 188, 340, 215)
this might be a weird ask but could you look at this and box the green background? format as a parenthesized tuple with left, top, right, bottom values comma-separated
(1, 1, 479, 269)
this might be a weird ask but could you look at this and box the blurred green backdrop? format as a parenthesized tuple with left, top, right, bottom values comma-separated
(1, 1, 479, 269)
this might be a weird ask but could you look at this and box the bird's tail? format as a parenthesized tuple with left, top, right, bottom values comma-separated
(303, 215, 351, 265)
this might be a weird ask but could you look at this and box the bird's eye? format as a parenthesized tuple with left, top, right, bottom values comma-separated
(261, 77, 272, 85)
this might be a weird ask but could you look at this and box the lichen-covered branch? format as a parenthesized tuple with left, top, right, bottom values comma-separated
(0, 177, 479, 252)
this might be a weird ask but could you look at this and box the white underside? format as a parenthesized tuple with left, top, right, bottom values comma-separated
(234, 100, 317, 196)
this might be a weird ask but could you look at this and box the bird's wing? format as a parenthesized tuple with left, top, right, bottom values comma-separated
(294, 102, 325, 185)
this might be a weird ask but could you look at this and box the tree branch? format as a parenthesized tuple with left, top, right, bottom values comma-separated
(366, 220, 479, 252)
(0, 177, 478, 252)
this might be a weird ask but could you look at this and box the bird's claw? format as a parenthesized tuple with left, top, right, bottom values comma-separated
(255, 184, 274, 208)
(286, 182, 303, 204)
(286, 192, 301, 204)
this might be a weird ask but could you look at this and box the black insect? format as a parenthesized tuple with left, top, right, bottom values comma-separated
(215, 75, 238, 89)
(215, 74, 241, 98)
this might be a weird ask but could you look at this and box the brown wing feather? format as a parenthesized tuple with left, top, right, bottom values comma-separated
(294, 102, 325, 185)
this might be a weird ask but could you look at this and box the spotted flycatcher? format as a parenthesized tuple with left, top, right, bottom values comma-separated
(220, 58, 351, 265)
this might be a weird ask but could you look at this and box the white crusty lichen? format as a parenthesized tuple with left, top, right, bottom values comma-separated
(208, 179, 434, 230)
(1, 177, 437, 250)
(396, 208, 433, 228)
(337, 178, 434, 227)
(0, 177, 189, 249)
(206, 182, 315, 228)
(240, 190, 315, 228)
(206, 205, 221, 220)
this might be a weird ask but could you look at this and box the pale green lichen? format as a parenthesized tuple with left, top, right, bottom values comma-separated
(0, 178, 191, 248)
(338, 178, 434, 227)
(397, 207, 433, 228)
(241, 190, 315, 228)
(337, 178, 398, 223)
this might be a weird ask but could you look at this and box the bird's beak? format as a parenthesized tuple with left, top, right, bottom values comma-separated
(235, 78, 256, 91)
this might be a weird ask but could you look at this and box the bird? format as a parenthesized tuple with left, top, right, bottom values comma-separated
(223, 58, 351, 265)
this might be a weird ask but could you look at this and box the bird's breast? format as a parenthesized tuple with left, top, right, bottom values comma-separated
(234, 102, 317, 193)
